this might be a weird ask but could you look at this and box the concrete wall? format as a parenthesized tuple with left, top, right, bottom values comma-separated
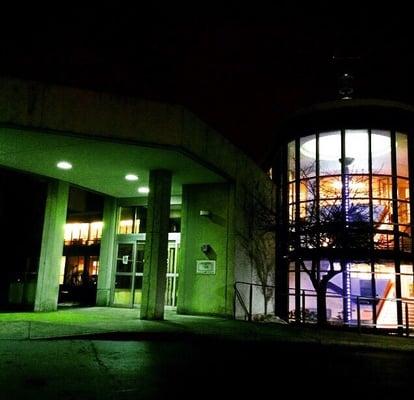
(178, 183, 235, 317)
(0, 77, 271, 195)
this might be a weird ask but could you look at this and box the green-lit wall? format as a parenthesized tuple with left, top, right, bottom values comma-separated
(177, 183, 234, 317)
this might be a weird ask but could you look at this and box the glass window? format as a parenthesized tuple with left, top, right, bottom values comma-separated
(289, 182, 295, 204)
(300, 135, 316, 178)
(345, 129, 368, 173)
(398, 201, 410, 225)
(319, 176, 342, 199)
(319, 131, 341, 176)
(397, 178, 410, 201)
(118, 206, 146, 234)
(396, 132, 409, 177)
(300, 178, 316, 202)
(372, 176, 392, 199)
(348, 175, 369, 198)
(401, 264, 414, 298)
(89, 222, 103, 243)
(371, 130, 392, 175)
(288, 140, 296, 182)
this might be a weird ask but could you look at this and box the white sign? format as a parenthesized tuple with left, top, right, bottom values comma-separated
(196, 260, 216, 275)
(122, 255, 129, 265)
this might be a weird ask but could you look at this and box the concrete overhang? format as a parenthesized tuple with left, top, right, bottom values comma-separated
(0, 127, 225, 197)
(0, 77, 272, 199)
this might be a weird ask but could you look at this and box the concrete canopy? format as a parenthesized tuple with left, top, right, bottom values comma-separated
(0, 127, 224, 197)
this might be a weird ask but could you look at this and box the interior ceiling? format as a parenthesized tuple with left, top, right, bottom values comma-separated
(0, 128, 224, 197)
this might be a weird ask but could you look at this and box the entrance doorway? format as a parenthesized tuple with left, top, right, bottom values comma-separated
(112, 233, 180, 308)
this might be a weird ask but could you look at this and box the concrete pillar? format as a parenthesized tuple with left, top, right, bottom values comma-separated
(140, 169, 172, 320)
(34, 180, 69, 311)
(96, 196, 117, 306)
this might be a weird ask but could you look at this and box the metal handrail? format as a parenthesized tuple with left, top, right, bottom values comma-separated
(234, 281, 414, 335)
(233, 283, 251, 321)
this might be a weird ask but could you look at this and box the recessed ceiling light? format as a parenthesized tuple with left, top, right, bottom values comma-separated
(57, 161, 72, 170)
(125, 174, 139, 181)
(138, 187, 150, 194)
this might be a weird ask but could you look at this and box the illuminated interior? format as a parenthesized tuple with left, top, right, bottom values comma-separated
(64, 222, 103, 245)
(287, 129, 413, 327)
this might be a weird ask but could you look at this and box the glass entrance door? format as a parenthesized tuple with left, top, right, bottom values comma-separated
(112, 234, 180, 308)
(113, 240, 145, 307)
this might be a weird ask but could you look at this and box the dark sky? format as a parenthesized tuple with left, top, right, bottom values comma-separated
(1, 6, 413, 165)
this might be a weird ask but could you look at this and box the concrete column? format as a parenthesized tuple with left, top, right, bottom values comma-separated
(96, 196, 117, 306)
(140, 169, 172, 320)
(34, 180, 69, 311)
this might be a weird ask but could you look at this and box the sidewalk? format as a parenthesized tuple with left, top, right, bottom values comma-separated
(1, 306, 414, 352)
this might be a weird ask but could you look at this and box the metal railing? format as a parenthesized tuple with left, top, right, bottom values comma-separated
(234, 281, 414, 336)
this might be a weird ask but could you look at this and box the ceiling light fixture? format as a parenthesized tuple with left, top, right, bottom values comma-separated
(125, 174, 139, 181)
(138, 187, 150, 194)
(57, 161, 72, 170)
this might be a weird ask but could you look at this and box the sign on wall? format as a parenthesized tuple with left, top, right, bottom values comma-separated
(196, 260, 216, 275)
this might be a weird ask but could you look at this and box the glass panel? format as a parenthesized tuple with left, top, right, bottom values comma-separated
(116, 259, 133, 273)
(288, 182, 295, 204)
(345, 129, 368, 173)
(319, 176, 341, 199)
(113, 275, 132, 305)
(401, 264, 414, 325)
(374, 231, 394, 250)
(396, 132, 409, 177)
(319, 131, 341, 176)
(401, 264, 414, 298)
(118, 207, 134, 234)
(398, 201, 410, 225)
(371, 130, 392, 175)
(299, 201, 317, 221)
(288, 269, 296, 319)
(89, 222, 103, 243)
(288, 140, 296, 182)
(372, 176, 392, 199)
(299, 134, 316, 178)
(400, 235, 412, 253)
(349, 263, 374, 326)
(289, 204, 295, 223)
(135, 243, 145, 273)
(299, 264, 318, 322)
(64, 256, 85, 286)
(118, 207, 141, 234)
(397, 178, 410, 201)
(348, 198, 370, 223)
(348, 175, 369, 198)
(373, 199, 392, 224)
(300, 178, 316, 202)
(327, 270, 345, 323)
(116, 244, 133, 273)
(88, 256, 99, 278)
(374, 262, 397, 328)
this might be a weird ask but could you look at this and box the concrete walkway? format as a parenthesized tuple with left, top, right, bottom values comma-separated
(1, 306, 414, 352)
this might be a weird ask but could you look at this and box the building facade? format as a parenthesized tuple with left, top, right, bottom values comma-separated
(0, 77, 274, 320)
(273, 100, 414, 329)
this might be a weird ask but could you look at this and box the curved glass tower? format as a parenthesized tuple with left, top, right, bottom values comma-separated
(274, 102, 414, 329)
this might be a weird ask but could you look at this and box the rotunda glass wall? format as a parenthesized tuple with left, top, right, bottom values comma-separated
(286, 129, 413, 328)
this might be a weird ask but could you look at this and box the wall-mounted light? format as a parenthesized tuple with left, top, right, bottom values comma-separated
(200, 210, 211, 217)
(201, 244, 211, 254)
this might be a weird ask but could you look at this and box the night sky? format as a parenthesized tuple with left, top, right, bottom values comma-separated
(1, 6, 413, 165)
